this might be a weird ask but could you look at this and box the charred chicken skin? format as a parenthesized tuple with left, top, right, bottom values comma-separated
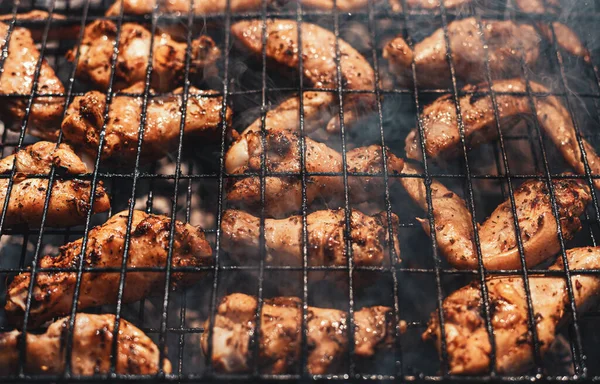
(401, 163, 591, 270)
(0, 11, 80, 42)
(0, 313, 171, 375)
(67, 20, 220, 91)
(232, 19, 376, 133)
(202, 293, 395, 374)
(424, 246, 600, 374)
(0, 141, 110, 228)
(0, 22, 65, 140)
(62, 82, 232, 164)
(404, 79, 600, 190)
(222, 209, 400, 267)
(5, 210, 212, 328)
(225, 130, 404, 218)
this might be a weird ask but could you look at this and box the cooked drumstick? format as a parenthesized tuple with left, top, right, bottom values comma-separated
(404, 79, 600, 190)
(232, 19, 376, 133)
(424, 246, 600, 374)
(401, 162, 591, 270)
(5, 210, 212, 328)
(202, 293, 395, 374)
(222, 209, 400, 266)
(0, 22, 64, 140)
(0, 141, 110, 228)
(62, 82, 232, 164)
(67, 20, 220, 92)
(225, 130, 404, 218)
(0, 11, 79, 41)
(0, 313, 171, 375)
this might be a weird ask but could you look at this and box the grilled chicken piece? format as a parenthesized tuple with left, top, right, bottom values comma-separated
(0, 141, 110, 228)
(202, 293, 395, 374)
(5, 210, 212, 328)
(405, 79, 600, 190)
(225, 130, 404, 217)
(107, 0, 266, 15)
(232, 19, 376, 133)
(0, 313, 170, 375)
(401, 163, 591, 269)
(0, 22, 65, 140)
(67, 20, 220, 92)
(424, 246, 600, 374)
(383, 18, 541, 88)
(222, 209, 400, 267)
(62, 82, 232, 165)
(0, 11, 79, 41)
(389, 0, 471, 12)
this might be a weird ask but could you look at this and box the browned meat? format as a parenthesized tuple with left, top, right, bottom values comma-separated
(424, 246, 600, 374)
(401, 163, 591, 269)
(383, 18, 541, 87)
(225, 130, 404, 217)
(0, 22, 65, 140)
(5, 210, 212, 328)
(67, 20, 220, 91)
(222, 208, 400, 267)
(231, 19, 376, 132)
(201, 293, 395, 374)
(0, 11, 79, 41)
(0, 141, 110, 228)
(107, 0, 265, 15)
(0, 313, 171, 375)
(404, 79, 600, 190)
(62, 82, 232, 165)
(389, 0, 472, 12)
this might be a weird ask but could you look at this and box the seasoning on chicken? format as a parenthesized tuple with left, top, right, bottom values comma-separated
(423, 246, 600, 374)
(201, 293, 395, 374)
(222, 209, 400, 266)
(383, 18, 541, 87)
(5, 210, 212, 328)
(404, 79, 600, 190)
(62, 82, 232, 165)
(225, 130, 404, 218)
(0, 141, 110, 228)
(67, 20, 220, 92)
(231, 19, 376, 132)
(401, 163, 591, 270)
(0, 22, 65, 140)
(0, 11, 79, 41)
(0, 313, 171, 375)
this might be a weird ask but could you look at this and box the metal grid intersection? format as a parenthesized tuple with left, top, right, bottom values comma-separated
(0, 0, 599, 382)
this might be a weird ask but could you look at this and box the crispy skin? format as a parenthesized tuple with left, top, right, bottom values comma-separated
(401, 163, 591, 270)
(405, 79, 600, 189)
(67, 20, 220, 91)
(232, 19, 376, 132)
(0, 141, 110, 228)
(5, 210, 212, 328)
(424, 246, 600, 374)
(222, 209, 400, 267)
(62, 82, 232, 164)
(0, 22, 65, 140)
(0, 11, 79, 41)
(201, 293, 395, 374)
(0, 313, 171, 375)
(225, 130, 404, 217)
(383, 18, 540, 87)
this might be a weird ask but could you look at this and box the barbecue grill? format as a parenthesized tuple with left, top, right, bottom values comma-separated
(1, 0, 599, 381)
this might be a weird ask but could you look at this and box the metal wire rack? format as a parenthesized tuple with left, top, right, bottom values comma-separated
(1, 0, 600, 382)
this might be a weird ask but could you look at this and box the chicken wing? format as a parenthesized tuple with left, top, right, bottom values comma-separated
(67, 20, 220, 92)
(0, 22, 65, 140)
(404, 79, 600, 189)
(5, 209, 212, 328)
(383, 18, 541, 88)
(222, 209, 400, 267)
(0, 11, 79, 42)
(423, 246, 600, 374)
(201, 293, 395, 374)
(0, 313, 170, 375)
(401, 163, 591, 269)
(225, 130, 404, 217)
(0, 141, 110, 228)
(62, 82, 232, 165)
(231, 19, 376, 133)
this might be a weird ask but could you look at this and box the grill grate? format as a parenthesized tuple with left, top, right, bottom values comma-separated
(0, 0, 600, 381)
